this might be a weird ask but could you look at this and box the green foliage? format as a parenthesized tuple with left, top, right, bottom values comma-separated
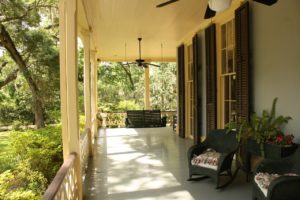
(0, 126, 62, 199)
(79, 115, 85, 134)
(98, 62, 177, 112)
(0, 0, 60, 126)
(10, 126, 63, 182)
(226, 98, 292, 157)
(98, 62, 144, 111)
(0, 160, 47, 200)
(0, 132, 14, 172)
(150, 63, 177, 110)
(116, 100, 141, 111)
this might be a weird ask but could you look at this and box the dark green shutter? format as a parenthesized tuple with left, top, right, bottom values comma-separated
(205, 24, 217, 133)
(235, 2, 251, 172)
(235, 2, 251, 123)
(193, 34, 202, 144)
(177, 45, 185, 138)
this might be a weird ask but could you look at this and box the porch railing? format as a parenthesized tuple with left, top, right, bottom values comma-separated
(98, 110, 177, 128)
(43, 128, 92, 200)
(80, 128, 90, 177)
(43, 153, 79, 200)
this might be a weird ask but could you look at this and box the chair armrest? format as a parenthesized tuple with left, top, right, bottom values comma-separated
(187, 144, 207, 161)
(267, 176, 300, 200)
(217, 150, 236, 171)
(255, 159, 294, 174)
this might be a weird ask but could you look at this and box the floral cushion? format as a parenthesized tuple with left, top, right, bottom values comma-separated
(191, 148, 221, 170)
(254, 172, 299, 197)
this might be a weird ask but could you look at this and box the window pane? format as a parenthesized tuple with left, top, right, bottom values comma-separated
(221, 24, 226, 49)
(227, 49, 234, 73)
(224, 102, 229, 124)
(222, 50, 226, 74)
(231, 102, 237, 122)
(231, 75, 236, 100)
(224, 76, 229, 100)
(227, 21, 233, 46)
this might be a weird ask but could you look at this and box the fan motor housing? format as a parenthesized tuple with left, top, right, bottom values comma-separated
(252, 0, 278, 6)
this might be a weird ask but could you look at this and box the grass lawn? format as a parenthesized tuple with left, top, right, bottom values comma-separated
(0, 131, 14, 172)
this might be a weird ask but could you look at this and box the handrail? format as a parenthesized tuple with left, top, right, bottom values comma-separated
(43, 152, 77, 200)
(43, 127, 92, 200)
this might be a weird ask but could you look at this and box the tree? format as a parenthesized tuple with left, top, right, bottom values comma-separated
(0, 0, 59, 128)
(97, 62, 177, 112)
(150, 62, 177, 110)
(98, 62, 144, 111)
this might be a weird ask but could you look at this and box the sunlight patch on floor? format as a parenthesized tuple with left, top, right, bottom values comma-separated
(130, 191, 195, 200)
(105, 128, 190, 198)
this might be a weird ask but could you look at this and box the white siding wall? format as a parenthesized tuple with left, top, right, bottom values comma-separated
(250, 0, 300, 142)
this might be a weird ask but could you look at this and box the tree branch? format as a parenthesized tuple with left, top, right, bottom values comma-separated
(0, 3, 57, 23)
(119, 62, 135, 90)
(0, 24, 40, 96)
(0, 69, 18, 89)
(0, 62, 8, 73)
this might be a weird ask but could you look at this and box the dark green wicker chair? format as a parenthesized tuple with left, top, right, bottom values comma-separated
(253, 146, 300, 200)
(187, 129, 239, 189)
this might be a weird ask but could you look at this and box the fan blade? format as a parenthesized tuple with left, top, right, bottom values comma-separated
(252, 0, 278, 6)
(144, 63, 160, 68)
(156, 0, 179, 8)
(204, 5, 216, 19)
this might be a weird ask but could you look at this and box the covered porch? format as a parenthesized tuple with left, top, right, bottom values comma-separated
(43, 0, 300, 199)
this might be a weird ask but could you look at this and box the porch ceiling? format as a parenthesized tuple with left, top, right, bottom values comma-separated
(79, 0, 208, 62)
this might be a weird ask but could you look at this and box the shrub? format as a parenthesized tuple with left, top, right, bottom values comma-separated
(10, 126, 63, 183)
(44, 109, 61, 124)
(0, 160, 47, 200)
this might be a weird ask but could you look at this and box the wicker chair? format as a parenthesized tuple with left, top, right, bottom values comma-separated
(253, 146, 300, 200)
(187, 129, 239, 189)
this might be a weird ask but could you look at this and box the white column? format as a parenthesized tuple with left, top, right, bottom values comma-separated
(59, 0, 82, 198)
(90, 51, 98, 138)
(144, 66, 151, 109)
(81, 31, 91, 130)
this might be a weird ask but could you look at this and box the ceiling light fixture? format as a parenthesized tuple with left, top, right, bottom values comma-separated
(208, 0, 232, 12)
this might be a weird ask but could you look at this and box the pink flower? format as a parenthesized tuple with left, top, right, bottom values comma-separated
(276, 136, 283, 143)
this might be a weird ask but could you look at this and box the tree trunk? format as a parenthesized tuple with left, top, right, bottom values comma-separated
(0, 24, 45, 128)
(119, 62, 135, 90)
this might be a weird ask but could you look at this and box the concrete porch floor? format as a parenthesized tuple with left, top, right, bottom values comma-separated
(83, 127, 252, 200)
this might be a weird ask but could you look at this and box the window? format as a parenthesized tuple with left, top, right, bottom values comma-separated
(186, 44, 194, 138)
(220, 19, 237, 127)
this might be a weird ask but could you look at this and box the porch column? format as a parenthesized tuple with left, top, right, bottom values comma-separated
(81, 30, 93, 156)
(59, 0, 82, 199)
(144, 66, 151, 109)
(90, 51, 98, 138)
(81, 31, 91, 129)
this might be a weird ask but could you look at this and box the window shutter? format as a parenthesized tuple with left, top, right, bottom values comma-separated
(205, 24, 217, 133)
(193, 34, 202, 144)
(177, 45, 185, 138)
(235, 2, 251, 123)
(235, 2, 251, 172)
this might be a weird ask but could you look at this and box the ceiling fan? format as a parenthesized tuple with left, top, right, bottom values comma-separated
(126, 38, 160, 68)
(156, 0, 278, 19)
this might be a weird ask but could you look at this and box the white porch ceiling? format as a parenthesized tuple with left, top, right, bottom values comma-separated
(79, 0, 208, 62)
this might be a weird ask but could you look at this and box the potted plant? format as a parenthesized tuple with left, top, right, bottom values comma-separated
(226, 98, 295, 158)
